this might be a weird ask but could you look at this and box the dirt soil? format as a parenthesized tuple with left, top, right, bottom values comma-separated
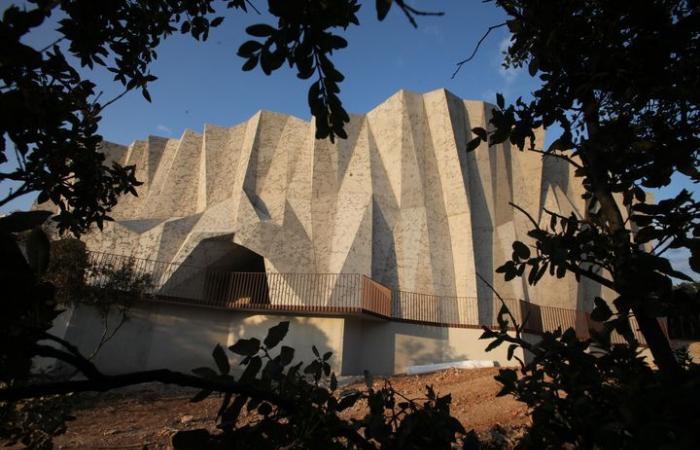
(52, 367, 528, 449)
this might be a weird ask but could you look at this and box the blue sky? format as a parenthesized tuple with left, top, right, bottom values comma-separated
(2, 1, 697, 277)
(4, 1, 536, 208)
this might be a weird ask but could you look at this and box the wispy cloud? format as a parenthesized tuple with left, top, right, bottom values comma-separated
(156, 124, 172, 135)
(497, 35, 519, 85)
(481, 35, 522, 103)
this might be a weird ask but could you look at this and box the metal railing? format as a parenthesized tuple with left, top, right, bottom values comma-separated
(389, 290, 646, 343)
(85, 251, 656, 345)
(86, 252, 391, 318)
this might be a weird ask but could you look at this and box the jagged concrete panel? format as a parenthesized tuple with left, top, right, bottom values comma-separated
(87, 89, 587, 319)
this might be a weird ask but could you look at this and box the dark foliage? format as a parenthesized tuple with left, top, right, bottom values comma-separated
(42, 238, 89, 305)
(0, 211, 57, 384)
(463, 0, 700, 377)
(482, 304, 700, 450)
(1, 1, 439, 236)
(455, 2, 700, 448)
(172, 322, 465, 449)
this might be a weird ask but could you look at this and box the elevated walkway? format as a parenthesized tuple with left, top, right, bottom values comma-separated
(86, 251, 652, 345)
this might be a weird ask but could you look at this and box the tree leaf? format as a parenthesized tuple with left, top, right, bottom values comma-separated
(212, 344, 230, 375)
(279, 345, 295, 366)
(240, 355, 262, 383)
(304, 360, 322, 381)
(241, 56, 258, 71)
(238, 40, 262, 57)
(328, 34, 348, 50)
(376, 0, 393, 21)
(512, 241, 531, 259)
(257, 402, 272, 416)
(507, 343, 518, 361)
(246, 24, 276, 37)
(220, 395, 247, 428)
(338, 390, 362, 411)
(528, 56, 538, 76)
(229, 337, 260, 356)
(466, 136, 482, 152)
(0, 210, 52, 233)
(472, 127, 488, 141)
(263, 321, 289, 349)
(479, 326, 498, 339)
(591, 297, 613, 322)
(485, 337, 503, 352)
(689, 247, 700, 273)
(463, 430, 482, 450)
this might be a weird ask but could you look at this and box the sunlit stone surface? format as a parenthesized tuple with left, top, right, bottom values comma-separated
(84, 89, 598, 319)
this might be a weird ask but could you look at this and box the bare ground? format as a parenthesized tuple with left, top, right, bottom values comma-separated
(51, 368, 528, 449)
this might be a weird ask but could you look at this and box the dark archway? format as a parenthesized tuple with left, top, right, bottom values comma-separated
(165, 235, 269, 306)
(200, 237, 269, 307)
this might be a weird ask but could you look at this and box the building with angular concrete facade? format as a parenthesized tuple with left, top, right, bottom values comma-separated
(56, 89, 608, 376)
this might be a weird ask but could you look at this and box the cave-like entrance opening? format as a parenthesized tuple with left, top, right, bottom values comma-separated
(188, 237, 269, 307)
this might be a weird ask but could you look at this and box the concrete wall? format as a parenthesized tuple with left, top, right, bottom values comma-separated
(60, 302, 345, 376)
(53, 302, 531, 378)
(33, 306, 77, 373)
(76, 88, 588, 318)
(50, 304, 673, 378)
(342, 318, 524, 375)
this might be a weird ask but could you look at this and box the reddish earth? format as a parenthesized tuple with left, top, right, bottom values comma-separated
(51, 368, 528, 449)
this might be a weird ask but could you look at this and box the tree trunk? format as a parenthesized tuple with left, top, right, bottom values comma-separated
(632, 306, 681, 377)
(581, 96, 682, 377)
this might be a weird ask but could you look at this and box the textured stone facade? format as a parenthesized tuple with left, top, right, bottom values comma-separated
(83, 88, 599, 318)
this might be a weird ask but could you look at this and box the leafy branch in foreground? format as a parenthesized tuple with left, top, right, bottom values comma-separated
(236, 0, 442, 141)
(1, 319, 468, 450)
(480, 291, 700, 450)
(171, 322, 466, 450)
(462, 0, 700, 378)
(2, 0, 440, 234)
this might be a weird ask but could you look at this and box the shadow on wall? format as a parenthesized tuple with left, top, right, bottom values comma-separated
(343, 318, 528, 376)
(341, 319, 392, 375)
(393, 324, 452, 369)
(227, 314, 337, 375)
(464, 106, 495, 327)
(57, 301, 337, 377)
(343, 319, 456, 376)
